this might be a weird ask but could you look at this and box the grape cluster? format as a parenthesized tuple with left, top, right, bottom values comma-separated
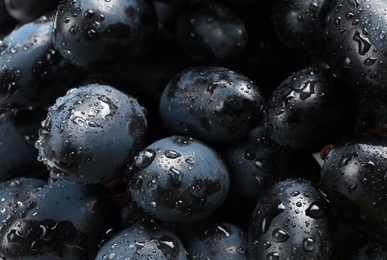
(0, 0, 387, 259)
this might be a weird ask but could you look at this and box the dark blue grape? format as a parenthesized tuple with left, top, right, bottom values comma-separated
(127, 135, 230, 223)
(264, 65, 358, 152)
(35, 83, 147, 184)
(0, 0, 385, 256)
(53, 0, 158, 71)
(0, 15, 81, 109)
(0, 179, 121, 259)
(96, 220, 187, 260)
(248, 178, 335, 259)
(321, 132, 387, 243)
(175, 1, 248, 64)
(159, 66, 264, 143)
(319, 0, 387, 101)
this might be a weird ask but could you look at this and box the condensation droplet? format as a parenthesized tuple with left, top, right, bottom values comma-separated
(353, 31, 371, 55)
(303, 237, 316, 251)
(266, 252, 280, 260)
(272, 228, 290, 243)
(147, 179, 157, 190)
(348, 182, 357, 193)
(263, 240, 271, 249)
(135, 149, 156, 169)
(164, 150, 181, 159)
(364, 57, 377, 66)
(69, 25, 79, 35)
(306, 202, 324, 219)
(84, 9, 94, 18)
(168, 167, 183, 186)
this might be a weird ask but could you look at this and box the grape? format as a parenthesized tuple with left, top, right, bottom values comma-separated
(35, 83, 147, 184)
(0, 0, 386, 258)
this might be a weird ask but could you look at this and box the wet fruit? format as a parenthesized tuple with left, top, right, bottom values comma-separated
(35, 83, 147, 184)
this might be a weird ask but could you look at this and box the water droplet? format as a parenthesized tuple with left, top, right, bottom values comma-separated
(364, 57, 377, 66)
(84, 9, 94, 18)
(87, 29, 98, 38)
(88, 121, 101, 128)
(135, 149, 156, 169)
(275, 109, 285, 116)
(361, 161, 375, 170)
(353, 31, 372, 55)
(303, 237, 316, 251)
(335, 17, 342, 25)
(7, 229, 29, 243)
(266, 252, 279, 260)
(133, 176, 143, 189)
(346, 12, 354, 20)
(236, 247, 246, 254)
(341, 156, 352, 166)
(347, 0, 360, 8)
(310, 3, 318, 12)
(147, 179, 157, 190)
(291, 191, 300, 196)
(343, 56, 352, 69)
(27, 201, 37, 209)
(164, 150, 181, 159)
(207, 81, 223, 94)
(348, 182, 357, 193)
(272, 228, 290, 242)
(185, 157, 195, 165)
(19, 210, 27, 218)
(175, 200, 183, 208)
(294, 80, 318, 101)
(277, 202, 286, 210)
(306, 202, 324, 219)
(380, 31, 386, 40)
(69, 25, 79, 35)
(263, 240, 271, 249)
(168, 167, 183, 186)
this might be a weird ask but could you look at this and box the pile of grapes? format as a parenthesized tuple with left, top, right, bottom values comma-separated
(0, 0, 386, 259)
